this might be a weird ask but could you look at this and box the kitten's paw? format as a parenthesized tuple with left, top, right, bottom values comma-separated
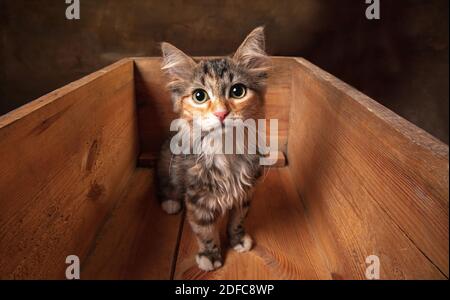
(232, 234, 253, 253)
(161, 200, 181, 215)
(195, 253, 223, 271)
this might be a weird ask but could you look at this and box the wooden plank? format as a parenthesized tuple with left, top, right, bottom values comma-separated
(0, 59, 138, 279)
(174, 168, 331, 280)
(287, 58, 448, 279)
(134, 58, 177, 157)
(133, 57, 292, 159)
(82, 169, 183, 279)
(263, 57, 293, 153)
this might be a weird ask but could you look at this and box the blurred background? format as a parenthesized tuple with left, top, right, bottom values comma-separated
(0, 0, 448, 143)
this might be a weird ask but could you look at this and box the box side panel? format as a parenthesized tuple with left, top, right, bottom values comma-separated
(0, 59, 138, 279)
(134, 58, 177, 157)
(287, 58, 448, 279)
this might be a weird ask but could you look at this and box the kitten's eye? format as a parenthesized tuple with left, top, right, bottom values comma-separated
(230, 84, 247, 99)
(192, 89, 209, 103)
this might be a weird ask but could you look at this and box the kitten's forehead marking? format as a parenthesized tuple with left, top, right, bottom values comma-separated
(196, 59, 235, 98)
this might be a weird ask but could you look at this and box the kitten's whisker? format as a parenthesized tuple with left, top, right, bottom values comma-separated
(168, 154, 174, 176)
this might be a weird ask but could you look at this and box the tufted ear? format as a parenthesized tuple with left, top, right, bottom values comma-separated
(233, 27, 270, 75)
(161, 42, 196, 82)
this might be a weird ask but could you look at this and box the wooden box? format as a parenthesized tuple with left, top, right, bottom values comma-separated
(0, 57, 448, 279)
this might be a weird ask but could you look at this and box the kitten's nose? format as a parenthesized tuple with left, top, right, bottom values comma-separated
(214, 110, 229, 123)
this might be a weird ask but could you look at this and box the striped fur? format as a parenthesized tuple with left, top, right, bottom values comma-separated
(157, 27, 269, 271)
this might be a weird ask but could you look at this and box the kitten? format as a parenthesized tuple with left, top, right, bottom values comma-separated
(156, 27, 270, 271)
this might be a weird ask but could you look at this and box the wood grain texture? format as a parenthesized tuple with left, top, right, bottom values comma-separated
(134, 58, 177, 157)
(0, 59, 138, 279)
(82, 169, 182, 279)
(133, 57, 292, 158)
(174, 168, 331, 280)
(287, 58, 449, 279)
(0, 56, 447, 280)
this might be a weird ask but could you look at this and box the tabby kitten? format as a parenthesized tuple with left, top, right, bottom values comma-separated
(157, 27, 270, 271)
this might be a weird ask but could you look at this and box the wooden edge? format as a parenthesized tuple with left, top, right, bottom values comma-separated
(0, 58, 134, 129)
(293, 57, 449, 159)
(137, 152, 159, 168)
(131, 56, 297, 61)
(137, 151, 287, 168)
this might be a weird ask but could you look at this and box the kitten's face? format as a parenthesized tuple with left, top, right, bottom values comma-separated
(179, 58, 265, 130)
(161, 27, 270, 131)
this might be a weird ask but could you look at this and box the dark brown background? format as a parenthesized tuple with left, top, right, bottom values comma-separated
(0, 0, 448, 143)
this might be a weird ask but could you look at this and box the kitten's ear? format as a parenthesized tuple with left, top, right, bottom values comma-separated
(233, 27, 270, 75)
(161, 42, 196, 81)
